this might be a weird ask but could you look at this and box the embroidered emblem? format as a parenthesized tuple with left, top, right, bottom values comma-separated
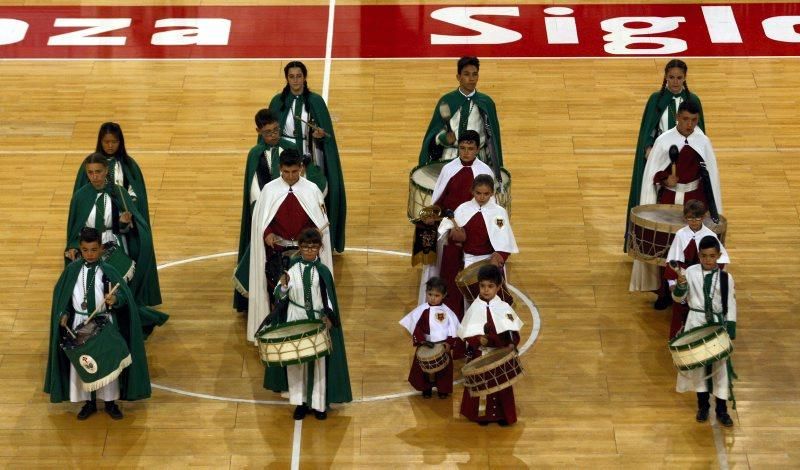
(436, 311, 445, 322)
(79, 355, 98, 374)
(506, 313, 514, 321)
(495, 216, 504, 228)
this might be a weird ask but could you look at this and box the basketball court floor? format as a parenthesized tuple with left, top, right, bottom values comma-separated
(0, 1, 799, 468)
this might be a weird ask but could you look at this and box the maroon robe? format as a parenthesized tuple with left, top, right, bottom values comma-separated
(262, 192, 315, 300)
(407, 308, 457, 394)
(433, 160, 477, 213)
(654, 145, 708, 206)
(460, 310, 520, 424)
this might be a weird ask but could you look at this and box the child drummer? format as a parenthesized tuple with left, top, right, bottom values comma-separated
(44, 228, 156, 420)
(265, 228, 352, 420)
(672, 235, 736, 427)
(664, 199, 729, 338)
(457, 265, 523, 426)
(399, 277, 461, 399)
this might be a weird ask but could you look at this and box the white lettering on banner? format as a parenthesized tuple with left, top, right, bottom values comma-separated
(702, 6, 743, 43)
(151, 18, 231, 46)
(763, 16, 800, 43)
(47, 18, 132, 46)
(0, 19, 29, 46)
(544, 7, 579, 44)
(430, 7, 522, 45)
(601, 16, 687, 55)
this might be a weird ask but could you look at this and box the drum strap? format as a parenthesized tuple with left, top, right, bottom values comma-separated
(318, 273, 339, 328)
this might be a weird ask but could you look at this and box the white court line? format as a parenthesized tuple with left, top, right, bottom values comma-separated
(321, 0, 336, 103)
(4, 55, 800, 62)
(291, 419, 303, 470)
(711, 413, 730, 470)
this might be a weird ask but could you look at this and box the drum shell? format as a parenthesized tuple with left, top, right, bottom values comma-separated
(455, 259, 513, 304)
(257, 319, 332, 367)
(461, 347, 523, 398)
(415, 343, 450, 374)
(668, 323, 733, 371)
(60, 317, 132, 392)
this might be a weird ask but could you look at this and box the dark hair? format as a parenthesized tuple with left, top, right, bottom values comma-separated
(95, 122, 129, 160)
(457, 56, 480, 74)
(279, 61, 312, 114)
(458, 129, 480, 147)
(477, 264, 502, 285)
(655, 60, 691, 133)
(678, 99, 701, 115)
(255, 108, 277, 129)
(425, 276, 447, 295)
(472, 174, 495, 192)
(279, 148, 304, 167)
(83, 152, 109, 167)
(298, 227, 323, 246)
(698, 235, 721, 252)
(683, 199, 707, 218)
(79, 227, 102, 245)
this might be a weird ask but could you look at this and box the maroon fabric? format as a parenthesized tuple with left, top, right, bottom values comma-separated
(407, 309, 457, 393)
(670, 302, 690, 339)
(462, 212, 493, 256)
(263, 192, 314, 241)
(440, 243, 465, 319)
(434, 163, 475, 212)
(654, 145, 707, 206)
(459, 311, 520, 424)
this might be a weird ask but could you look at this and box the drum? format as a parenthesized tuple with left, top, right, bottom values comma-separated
(102, 243, 135, 282)
(408, 162, 511, 221)
(627, 204, 727, 266)
(668, 323, 733, 371)
(257, 319, 332, 367)
(232, 246, 298, 298)
(455, 258, 513, 304)
(461, 347, 523, 398)
(60, 316, 132, 392)
(415, 342, 450, 373)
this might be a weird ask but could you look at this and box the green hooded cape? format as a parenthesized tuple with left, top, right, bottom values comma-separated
(267, 91, 346, 253)
(417, 89, 503, 168)
(43, 260, 165, 403)
(66, 183, 162, 306)
(262, 257, 352, 406)
(73, 155, 151, 226)
(624, 91, 704, 251)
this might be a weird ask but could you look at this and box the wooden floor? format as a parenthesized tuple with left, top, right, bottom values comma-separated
(1, 1, 800, 468)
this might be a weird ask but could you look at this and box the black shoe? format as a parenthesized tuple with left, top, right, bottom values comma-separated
(696, 408, 709, 423)
(478, 421, 489, 426)
(105, 401, 123, 420)
(77, 400, 97, 420)
(422, 389, 432, 399)
(293, 405, 309, 420)
(654, 295, 673, 310)
(498, 419, 511, 427)
(717, 413, 734, 427)
(314, 410, 327, 420)
(437, 392, 449, 399)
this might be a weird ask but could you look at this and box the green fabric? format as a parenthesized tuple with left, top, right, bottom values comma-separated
(44, 260, 161, 403)
(74, 156, 151, 226)
(726, 321, 736, 340)
(263, 257, 352, 405)
(93, 193, 106, 234)
(417, 89, 503, 168)
(85, 264, 97, 313)
(62, 317, 130, 387)
(702, 269, 718, 324)
(624, 90, 705, 251)
(66, 183, 162, 306)
(267, 91, 347, 252)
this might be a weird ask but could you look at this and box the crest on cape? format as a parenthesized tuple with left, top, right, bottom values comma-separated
(79, 355, 98, 374)
(435, 311, 445, 323)
(495, 216, 505, 229)
(506, 313, 514, 322)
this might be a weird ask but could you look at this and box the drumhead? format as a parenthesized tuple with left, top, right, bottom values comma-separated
(631, 204, 727, 235)
(455, 259, 492, 286)
(462, 347, 516, 375)
(416, 342, 446, 360)
(260, 319, 324, 343)
(410, 162, 447, 190)
(669, 324, 728, 349)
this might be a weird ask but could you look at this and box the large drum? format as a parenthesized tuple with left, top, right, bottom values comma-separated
(102, 243, 135, 282)
(668, 323, 733, 371)
(627, 204, 727, 266)
(461, 346, 523, 398)
(60, 316, 132, 392)
(455, 258, 513, 304)
(257, 319, 332, 367)
(408, 162, 511, 221)
(415, 342, 450, 374)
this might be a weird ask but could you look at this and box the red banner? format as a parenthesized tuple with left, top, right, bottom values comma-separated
(1, 4, 799, 59)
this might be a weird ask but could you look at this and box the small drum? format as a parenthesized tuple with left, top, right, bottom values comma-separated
(257, 319, 332, 367)
(102, 243, 135, 282)
(669, 323, 733, 371)
(455, 258, 513, 304)
(408, 162, 511, 221)
(415, 342, 450, 373)
(461, 347, 523, 398)
(60, 316, 132, 392)
(627, 204, 727, 266)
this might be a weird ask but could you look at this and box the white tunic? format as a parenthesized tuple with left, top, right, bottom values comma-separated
(436, 90, 487, 161)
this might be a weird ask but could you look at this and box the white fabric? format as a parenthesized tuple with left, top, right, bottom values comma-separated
(458, 296, 523, 339)
(283, 96, 310, 155)
(463, 253, 491, 268)
(399, 302, 460, 342)
(640, 127, 722, 213)
(673, 265, 736, 399)
(436, 92, 487, 161)
(86, 193, 114, 244)
(438, 199, 519, 255)
(71, 264, 108, 314)
(431, 158, 493, 205)
(110, 160, 137, 200)
(249, 146, 286, 204)
(667, 226, 730, 265)
(629, 260, 660, 292)
(248, 176, 332, 344)
(657, 95, 684, 136)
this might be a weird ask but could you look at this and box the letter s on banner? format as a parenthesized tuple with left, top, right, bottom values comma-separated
(430, 7, 521, 45)
(0, 19, 29, 46)
(601, 16, 687, 55)
(151, 18, 231, 46)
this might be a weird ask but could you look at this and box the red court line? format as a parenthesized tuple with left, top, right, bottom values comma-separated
(1, 4, 799, 59)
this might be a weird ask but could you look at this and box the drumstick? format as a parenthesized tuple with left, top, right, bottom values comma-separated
(86, 283, 121, 322)
(294, 115, 327, 136)
(116, 184, 130, 215)
(63, 316, 77, 339)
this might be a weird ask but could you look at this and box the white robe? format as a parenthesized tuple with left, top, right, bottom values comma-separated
(436, 90, 488, 161)
(438, 198, 518, 266)
(458, 296, 523, 342)
(665, 226, 730, 290)
(399, 302, 460, 343)
(673, 265, 737, 400)
(248, 176, 332, 344)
